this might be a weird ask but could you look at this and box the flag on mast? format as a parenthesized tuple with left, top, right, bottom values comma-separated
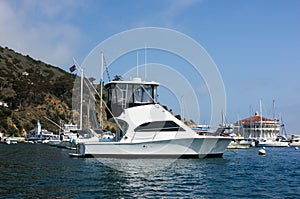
(69, 65, 76, 72)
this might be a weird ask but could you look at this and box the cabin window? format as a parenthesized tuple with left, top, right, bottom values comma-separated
(109, 84, 156, 106)
(134, 121, 185, 132)
(133, 85, 154, 104)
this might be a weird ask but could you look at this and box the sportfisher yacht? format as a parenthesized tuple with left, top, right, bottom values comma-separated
(75, 77, 231, 158)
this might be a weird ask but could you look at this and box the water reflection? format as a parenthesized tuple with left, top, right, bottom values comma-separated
(1, 144, 300, 198)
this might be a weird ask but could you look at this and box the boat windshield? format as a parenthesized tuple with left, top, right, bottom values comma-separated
(106, 82, 158, 118)
(133, 85, 153, 104)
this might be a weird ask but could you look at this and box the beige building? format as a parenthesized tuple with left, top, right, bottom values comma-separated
(233, 112, 280, 140)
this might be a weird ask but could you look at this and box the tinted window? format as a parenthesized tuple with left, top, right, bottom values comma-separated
(134, 121, 185, 132)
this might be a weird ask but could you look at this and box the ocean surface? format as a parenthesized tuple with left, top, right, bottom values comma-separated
(0, 143, 299, 198)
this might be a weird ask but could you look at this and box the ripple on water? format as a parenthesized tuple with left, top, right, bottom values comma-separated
(0, 144, 300, 198)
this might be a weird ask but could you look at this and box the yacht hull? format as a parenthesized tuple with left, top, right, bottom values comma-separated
(256, 140, 289, 147)
(80, 137, 231, 158)
(289, 142, 300, 147)
(227, 141, 251, 149)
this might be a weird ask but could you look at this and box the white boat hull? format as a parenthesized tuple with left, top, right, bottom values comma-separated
(289, 142, 300, 146)
(257, 140, 289, 147)
(80, 137, 231, 158)
(289, 136, 300, 146)
(5, 138, 18, 145)
(227, 141, 251, 149)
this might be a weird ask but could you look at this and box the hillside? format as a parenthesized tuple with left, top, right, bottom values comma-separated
(0, 46, 194, 137)
(0, 46, 76, 136)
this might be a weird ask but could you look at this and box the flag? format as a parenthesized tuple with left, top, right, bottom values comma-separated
(69, 65, 76, 72)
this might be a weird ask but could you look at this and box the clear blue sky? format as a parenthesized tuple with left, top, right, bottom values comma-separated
(1, 0, 299, 133)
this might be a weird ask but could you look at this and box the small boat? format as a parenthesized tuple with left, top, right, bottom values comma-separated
(5, 138, 18, 144)
(47, 135, 61, 146)
(74, 77, 231, 158)
(56, 124, 79, 149)
(227, 138, 252, 149)
(256, 139, 289, 147)
(57, 140, 76, 150)
(289, 135, 300, 146)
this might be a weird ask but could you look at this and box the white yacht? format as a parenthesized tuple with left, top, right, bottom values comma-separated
(5, 138, 18, 144)
(75, 77, 231, 158)
(256, 138, 289, 147)
(289, 135, 300, 146)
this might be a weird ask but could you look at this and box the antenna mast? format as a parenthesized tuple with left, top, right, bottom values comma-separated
(144, 43, 147, 80)
(100, 52, 104, 129)
(181, 96, 184, 121)
(136, 50, 139, 77)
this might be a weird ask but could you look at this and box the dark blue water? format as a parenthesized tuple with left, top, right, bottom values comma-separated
(0, 143, 299, 198)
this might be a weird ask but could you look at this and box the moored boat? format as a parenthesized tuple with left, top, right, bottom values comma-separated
(289, 135, 300, 146)
(47, 135, 61, 146)
(5, 138, 18, 144)
(56, 123, 79, 149)
(227, 138, 252, 149)
(75, 77, 231, 158)
(256, 139, 289, 147)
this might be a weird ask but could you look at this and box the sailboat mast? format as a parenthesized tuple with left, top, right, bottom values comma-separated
(237, 114, 241, 137)
(273, 100, 276, 138)
(80, 68, 83, 130)
(259, 98, 262, 139)
(87, 97, 90, 128)
(100, 52, 104, 129)
(272, 100, 276, 120)
(221, 111, 224, 127)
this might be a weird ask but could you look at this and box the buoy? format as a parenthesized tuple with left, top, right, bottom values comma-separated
(259, 148, 266, 156)
(295, 147, 298, 150)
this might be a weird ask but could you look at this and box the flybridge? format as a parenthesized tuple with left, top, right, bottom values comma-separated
(105, 77, 159, 119)
(107, 77, 159, 85)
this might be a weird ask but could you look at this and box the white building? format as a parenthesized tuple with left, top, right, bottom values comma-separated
(233, 112, 280, 140)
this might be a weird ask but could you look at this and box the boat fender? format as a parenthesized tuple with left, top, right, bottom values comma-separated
(258, 148, 266, 156)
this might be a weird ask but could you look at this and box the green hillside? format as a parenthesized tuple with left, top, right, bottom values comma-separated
(0, 46, 193, 137)
(0, 46, 76, 136)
